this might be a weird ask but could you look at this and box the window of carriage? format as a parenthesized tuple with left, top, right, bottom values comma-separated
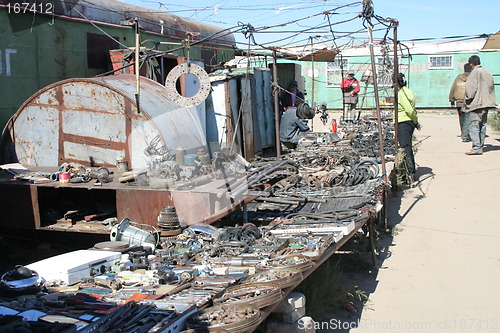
(428, 55, 453, 70)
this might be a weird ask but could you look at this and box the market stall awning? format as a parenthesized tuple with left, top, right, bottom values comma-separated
(482, 32, 500, 49)
(297, 48, 338, 62)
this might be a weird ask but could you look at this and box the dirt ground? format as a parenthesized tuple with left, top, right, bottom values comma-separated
(310, 111, 500, 333)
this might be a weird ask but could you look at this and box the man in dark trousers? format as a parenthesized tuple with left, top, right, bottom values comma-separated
(464, 55, 496, 155)
(340, 72, 360, 122)
(449, 63, 472, 142)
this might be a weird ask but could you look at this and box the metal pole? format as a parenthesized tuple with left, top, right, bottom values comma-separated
(272, 49, 281, 158)
(134, 18, 141, 113)
(310, 38, 315, 132)
(367, 24, 387, 184)
(340, 54, 346, 123)
(391, 19, 399, 148)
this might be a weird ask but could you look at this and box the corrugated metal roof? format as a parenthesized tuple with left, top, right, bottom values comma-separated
(341, 36, 488, 57)
(0, 0, 236, 47)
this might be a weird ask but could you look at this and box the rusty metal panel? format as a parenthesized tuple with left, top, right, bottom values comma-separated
(61, 82, 126, 113)
(116, 188, 173, 226)
(107, 75, 207, 156)
(62, 110, 126, 143)
(171, 191, 211, 226)
(63, 142, 124, 166)
(12, 105, 60, 166)
(10, 74, 207, 169)
(247, 69, 275, 150)
(262, 70, 275, 148)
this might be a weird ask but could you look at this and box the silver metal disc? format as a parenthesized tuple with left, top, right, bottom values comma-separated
(164, 63, 211, 107)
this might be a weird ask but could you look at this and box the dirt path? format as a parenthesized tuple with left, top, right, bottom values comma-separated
(349, 112, 500, 332)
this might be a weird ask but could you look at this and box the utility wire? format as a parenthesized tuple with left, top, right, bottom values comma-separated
(73, 6, 130, 49)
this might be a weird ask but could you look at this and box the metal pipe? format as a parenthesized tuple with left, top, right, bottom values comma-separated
(367, 24, 387, 184)
(310, 37, 315, 132)
(392, 19, 399, 148)
(254, 197, 300, 205)
(272, 49, 281, 158)
(134, 18, 141, 114)
(229, 160, 291, 199)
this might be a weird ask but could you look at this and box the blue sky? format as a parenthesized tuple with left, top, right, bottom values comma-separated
(121, 0, 500, 47)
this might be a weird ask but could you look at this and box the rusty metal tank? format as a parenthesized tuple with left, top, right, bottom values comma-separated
(6, 74, 206, 168)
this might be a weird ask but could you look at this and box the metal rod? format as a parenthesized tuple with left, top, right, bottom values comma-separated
(310, 37, 315, 132)
(272, 49, 281, 158)
(134, 18, 141, 114)
(392, 19, 399, 149)
(357, 84, 369, 120)
(242, 204, 248, 223)
(368, 219, 377, 266)
(254, 197, 300, 205)
(367, 24, 388, 184)
(340, 54, 346, 122)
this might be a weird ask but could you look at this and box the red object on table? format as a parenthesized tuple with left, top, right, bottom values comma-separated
(331, 120, 337, 134)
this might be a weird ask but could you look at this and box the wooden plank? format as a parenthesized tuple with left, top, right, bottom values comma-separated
(30, 185, 41, 229)
(241, 77, 255, 160)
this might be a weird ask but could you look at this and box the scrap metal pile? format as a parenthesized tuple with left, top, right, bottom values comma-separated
(0, 117, 390, 332)
(0, 215, 364, 332)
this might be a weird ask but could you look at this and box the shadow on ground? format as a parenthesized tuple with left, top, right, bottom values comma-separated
(483, 143, 500, 153)
(287, 166, 435, 333)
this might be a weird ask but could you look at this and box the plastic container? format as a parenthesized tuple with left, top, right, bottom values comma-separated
(58, 172, 70, 183)
(184, 154, 198, 166)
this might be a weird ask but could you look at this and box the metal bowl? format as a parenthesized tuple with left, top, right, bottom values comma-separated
(0, 266, 42, 290)
(255, 254, 313, 273)
(212, 282, 282, 309)
(241, 267, 303, 289)
(185, 304, 261, 333)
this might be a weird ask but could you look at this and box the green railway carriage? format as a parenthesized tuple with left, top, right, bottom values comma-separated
(0, 0, 237, 131)
(293, 36, 500, 110)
